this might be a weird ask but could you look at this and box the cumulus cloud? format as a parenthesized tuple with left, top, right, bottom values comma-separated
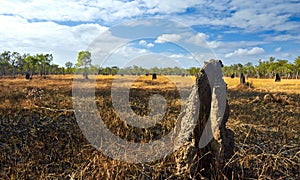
(0, 0, 202, 24)
(0, 0, 299, 66)
(155, 34, 181, 43)
(101, 45, 151, 67)
(170, 0, 300, 33)
(187, 33, 221, 49)
(139, 40, 147, 45)
(275, 47, 282, 52)
(0, 0, 100, 22)
(267, 34, 300, 42)
(0, 0, 299, 33)
(208, 41, 222, 49)
(169, 54, 184, 58)
(144, 0, 203, 14)
(188, 33, 209, 46)
(139, 40, 154, 48)
(146, 43, 154, 48)
(0, 15, 108, 65)
(114, 46, 149, 58)
(225, 47, 264, 58)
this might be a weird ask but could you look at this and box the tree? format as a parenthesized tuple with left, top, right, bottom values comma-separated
(36, 54, 52, 78)
(244, 62, 255, 78)
(10, 52, 20, 78)
(256, 60, 268, 78)
(25, 55, 40, 76)
(0, 51, 11, 76)
(76, 51, 92, 79)
(65, 61, 74, 74)
(48, 63, 60, 74)
(294, 56, 300, 79)
(189, 67, 199, 76)
(16, 53, 28, 75)
(65, 61, 73, 69)
(285, 63, 294, 79)
(25, 55, 33, 76)
(276, 59, 288, 77)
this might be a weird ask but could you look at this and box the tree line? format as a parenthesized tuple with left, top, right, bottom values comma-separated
(1, 50, 300, 79)
(0, 51, 65, 78)
(222, 57, 300, 79)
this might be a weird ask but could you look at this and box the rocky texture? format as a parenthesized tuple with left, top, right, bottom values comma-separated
(173, 60, 234, 179)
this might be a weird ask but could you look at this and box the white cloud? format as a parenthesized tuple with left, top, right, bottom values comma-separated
(0, 0, 200, 23)
(101, 45, 151, 67)
(275, 47, 281, 52)
(169, 54, 184, 58)
(0, 0, 299, 67)
(188, 33, 209, 46)
(155, 34, 181, 43)
(172, 0, 300, 33)
(143, 0, 203, 14)
(0, 0, 144, 23)
(187, 33, 221, 49)
(146, 43, 154, 48)
(0, 0, 99, 22)
(0, 15, 108, 66)
(139, 40, 154, 48)
(208, 41, 222, 49)
(266, 34, 300, 42)
(247, 47, 264, 55)
(0, 0, 298, 34)
(224, 9, 292, 32)
(139, 40, 147, 45)
(114, 46, 149, 58)
(225, 47, 264, 58)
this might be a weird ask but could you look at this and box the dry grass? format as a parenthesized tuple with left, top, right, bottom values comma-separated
(223, 76, 300, 179)
(0, 75, 299, 179)
(226, 88, 299, 179)
(224, 77, 300, 94)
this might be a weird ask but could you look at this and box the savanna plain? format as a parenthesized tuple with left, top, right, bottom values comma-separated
(0, 75, 299, 179)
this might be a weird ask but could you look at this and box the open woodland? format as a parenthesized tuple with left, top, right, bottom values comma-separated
(0, 74, 299, 179)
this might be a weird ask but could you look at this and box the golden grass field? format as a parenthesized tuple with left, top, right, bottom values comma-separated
(1, 74, 299, 92)
(224, 77, 300, 94)
(0, 75, 299, 179)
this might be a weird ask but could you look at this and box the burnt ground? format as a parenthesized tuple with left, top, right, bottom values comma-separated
(0, 77, 299, 179)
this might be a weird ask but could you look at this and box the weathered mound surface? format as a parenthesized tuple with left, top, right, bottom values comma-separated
(173, 60, 234, 179)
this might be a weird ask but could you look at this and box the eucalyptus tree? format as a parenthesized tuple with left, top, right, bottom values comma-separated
(255, 60, 268, 78)
(65, 61, 74, 74)
(10, 52, 20, 78)
(45, 54, 53, 76)
(244, 62, 256, 77)
(16, 53, 28, 75)
(25, 55, 34, 76)
(276, 59, 288, 76)
(49, 63, 60, 74)
(37, 53, 53, 78)
(294, 56, 300, 79)
(76, 50, 92, 79)
(0, 51, 11, 76)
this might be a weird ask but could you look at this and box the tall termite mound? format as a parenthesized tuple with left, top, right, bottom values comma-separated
(173, 60, 234, 179)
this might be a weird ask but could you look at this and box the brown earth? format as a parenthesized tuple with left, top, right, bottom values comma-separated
(0, 75, 299, 179)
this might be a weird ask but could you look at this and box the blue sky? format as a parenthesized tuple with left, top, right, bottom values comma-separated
(0, 0, 299, 67)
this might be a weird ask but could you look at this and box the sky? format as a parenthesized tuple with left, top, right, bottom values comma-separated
(0, 0, 300, 67)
